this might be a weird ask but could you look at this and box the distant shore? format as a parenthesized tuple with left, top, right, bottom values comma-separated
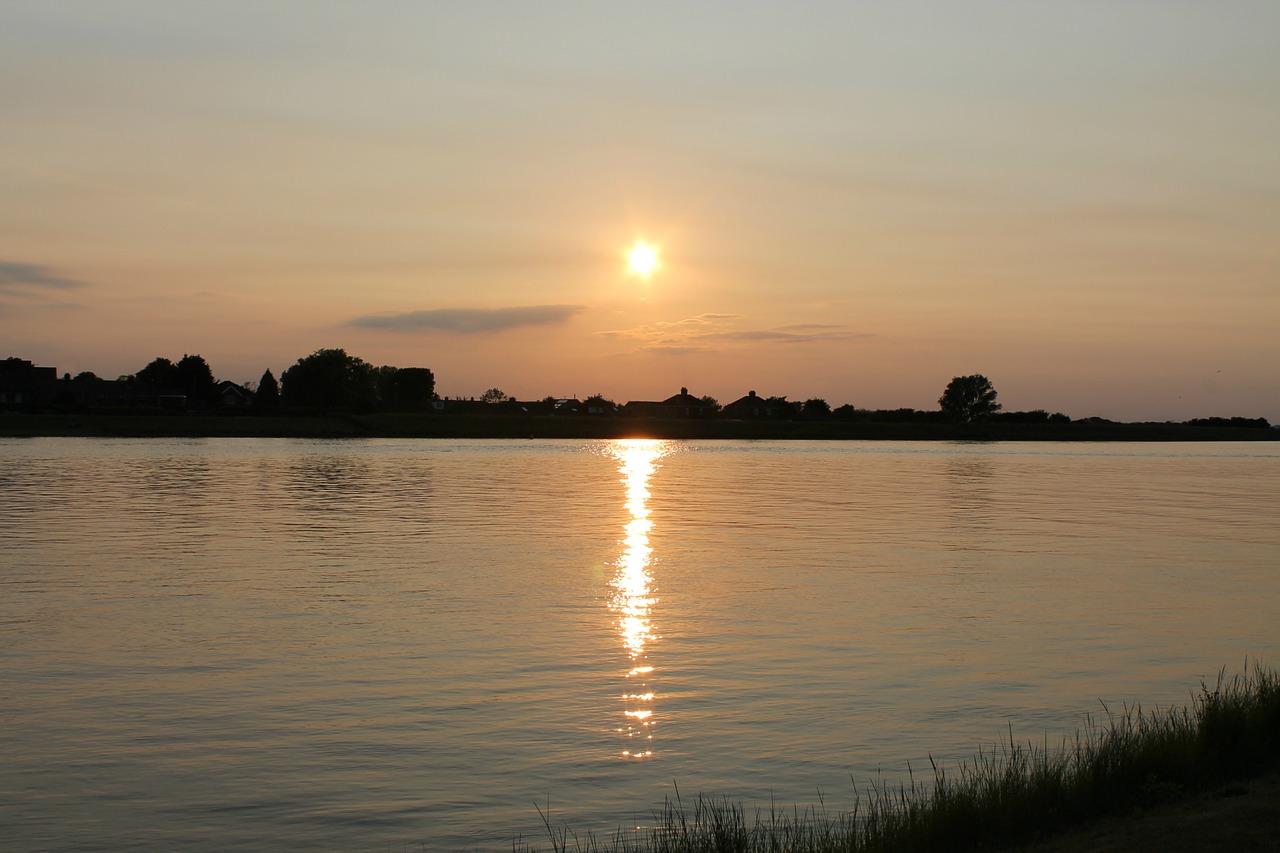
(2, 411, 1277, 441)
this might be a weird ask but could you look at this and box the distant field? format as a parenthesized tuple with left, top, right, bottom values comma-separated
(1, 412, 1277, 441)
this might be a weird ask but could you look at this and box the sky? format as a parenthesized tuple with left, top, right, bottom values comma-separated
(2, 1, 1277, 421)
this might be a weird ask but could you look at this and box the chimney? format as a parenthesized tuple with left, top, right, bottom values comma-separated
(681, 386, 688, 396)
(749, 390, 756, 397)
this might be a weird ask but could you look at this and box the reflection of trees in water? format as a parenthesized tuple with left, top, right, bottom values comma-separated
(134, 451, 215, 529)
(940, 453, 999, 568)
(127, 450, 223, 586)
(286, 454, 376, 513)
(281, 452, 438, 531)
(139, 455, 212, 500)
(284, 455, 396, 561)
(277, 453, 436, 612)
(933, 453, 1010, 653)
(943, 454, 996, 523)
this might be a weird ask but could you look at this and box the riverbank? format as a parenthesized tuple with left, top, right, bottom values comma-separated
(1017, 771, 1280, 852)
(520, 666, 1280, 852)
(2, 411, 1277, 441)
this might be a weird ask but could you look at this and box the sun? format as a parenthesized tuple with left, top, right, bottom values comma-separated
(626, 241, 660, 278)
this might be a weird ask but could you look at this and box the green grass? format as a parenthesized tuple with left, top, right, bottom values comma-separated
(518, 664, 1280, 853)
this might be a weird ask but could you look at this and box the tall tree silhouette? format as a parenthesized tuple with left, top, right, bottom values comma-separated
(801, 398, 831, 418)
(281, 348, 377, 412)
(255, 368, 280, 412)
(176, 354, 217, 405)
(136, 357, 180, 388)
(382, 367, 435, 411)
(939, 374, 1001, 423)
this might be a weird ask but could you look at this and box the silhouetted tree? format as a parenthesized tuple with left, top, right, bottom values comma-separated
(874, 407, 944, 423)
(800, 398, 831, 419)
(382, 367, 436, 411)
(281, 348, 377, 412)
(481, 387, 507, 404)
(699, 395, 721, 413)
(994, 409, 1050, 424)
(939, 374, 1001, 423)
(57, 371, 104, 408)
(374, 365, 400, 405)
(176, 354, 217, 405)
(764, 395, 799, 419)
(135, 354, 217, 405)
(583, 393, 617, 414)
(1186, 416, 1270, 430)
(136, 357, 180, 389)
(255, 368, 280, 412)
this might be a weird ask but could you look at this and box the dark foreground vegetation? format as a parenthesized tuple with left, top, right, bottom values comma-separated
(518, 665, 1280, 853)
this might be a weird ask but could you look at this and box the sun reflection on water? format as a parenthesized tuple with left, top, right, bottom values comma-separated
(607, 439, 673, 760)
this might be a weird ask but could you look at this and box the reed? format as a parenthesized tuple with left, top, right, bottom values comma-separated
(516, 663, 1280, 853)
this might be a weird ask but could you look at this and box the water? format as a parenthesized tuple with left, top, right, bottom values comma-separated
(2, 438, 1277, 851)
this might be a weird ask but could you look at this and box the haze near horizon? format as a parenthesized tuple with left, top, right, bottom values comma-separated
(1, 2, 1276, 421)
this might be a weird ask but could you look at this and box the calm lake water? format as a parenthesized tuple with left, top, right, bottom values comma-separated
(2, 438, 1278, 851)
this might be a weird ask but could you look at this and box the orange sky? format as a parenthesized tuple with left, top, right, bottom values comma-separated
(2, 2, 1277, 420)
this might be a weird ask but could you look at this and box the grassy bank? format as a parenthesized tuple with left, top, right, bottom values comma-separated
(521, 665, 1280, 853)
(1, 412, 1277, 441)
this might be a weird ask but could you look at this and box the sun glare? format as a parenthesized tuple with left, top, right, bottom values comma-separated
(627, 241, 660, 278)
(607, 439, 672, 759)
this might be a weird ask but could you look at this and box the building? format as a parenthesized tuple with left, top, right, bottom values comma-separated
(217, 380, 254, 409)
(0, 358, 59, 411)
(723, 390, 778, 419)
(623, 387, 716, 418)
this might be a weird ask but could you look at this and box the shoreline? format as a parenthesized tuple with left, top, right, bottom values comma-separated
(517, 667, 1280, 853)
(1017, 771, 1280, 852)
(2, 412, 1277, 441)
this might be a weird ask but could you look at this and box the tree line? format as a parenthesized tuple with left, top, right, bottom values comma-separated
(19, 349, 1273, 429)
(52, 350, 1017, 424)
(55, 348, 436, 414)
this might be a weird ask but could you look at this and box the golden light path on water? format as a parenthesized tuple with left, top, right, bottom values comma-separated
(607, 439, 673, 760)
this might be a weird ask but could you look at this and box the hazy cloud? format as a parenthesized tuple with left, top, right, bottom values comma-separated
(641, 345, 708, 356)
(599, 315, 732, 345)
(716, 330, 822, 343)
(776, 323, 848, 332)
(600, 314, 869, 353)
(716, 328, 871, 344)
(350, 304, 586, 333)
(0, 261, 87, 293)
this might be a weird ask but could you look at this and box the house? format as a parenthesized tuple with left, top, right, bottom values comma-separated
(217, 380, 253, 409)
(623, 387, 715, 418)
(0, 358, 59, 411)
(115, 381, 187, 410)
(662, 387, 714, 417)
(496, 398, 581, 416)
(724, 390, 777, 420)
(552, 398, 584, 416)
(620, 399, 664, 418)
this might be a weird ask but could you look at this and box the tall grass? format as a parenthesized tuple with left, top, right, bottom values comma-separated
(517, 664, 1280, 853)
